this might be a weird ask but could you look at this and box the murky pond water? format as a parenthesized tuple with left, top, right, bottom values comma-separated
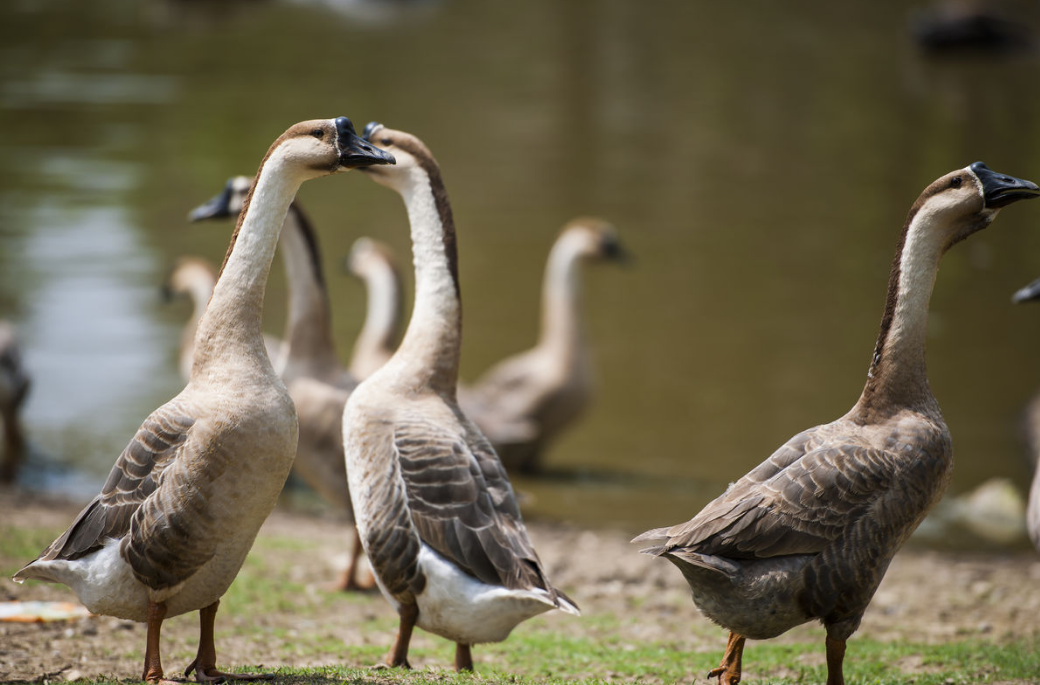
(3, 0, 1040, 535)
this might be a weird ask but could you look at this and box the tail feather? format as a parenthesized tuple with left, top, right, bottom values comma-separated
(630, 526, 671, 545)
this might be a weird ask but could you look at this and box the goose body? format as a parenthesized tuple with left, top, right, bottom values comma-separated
(462, 219, 627, 473)
(1011, 277, 1040, 553)
(14, 117, 394, 682)
(343, 123, 577, 671)
(634, 162, 1038, 685)
(345, 237, 403, 381)
(0, 320, 30, 484)
(190, 178, 370, 590)
(163, 256, 282, 382)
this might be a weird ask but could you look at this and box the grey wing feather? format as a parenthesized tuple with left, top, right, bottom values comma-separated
(393, 415, 552, 594)
(30, 401, 195, 583)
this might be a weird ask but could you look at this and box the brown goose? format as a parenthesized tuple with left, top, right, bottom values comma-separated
(633, 162, 1039, 685)
(0, 320, 30, 484)
(1011, 276, 1040, 553)
(13, 117, 393, 682)
(461, 218, 628, 473)
(343, 123, 579, 672)
(344, 237, 404, 381)
(190, 177, 371, 591)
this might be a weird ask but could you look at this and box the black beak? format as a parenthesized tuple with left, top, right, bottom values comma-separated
(1012, 276, 1040, 304)
(336, 117, 395, 169)
(189, 183, 234, 222)
(971, 162, 1040, 209)
(602, 237, 633, 265)
(362, 121, 384, 142)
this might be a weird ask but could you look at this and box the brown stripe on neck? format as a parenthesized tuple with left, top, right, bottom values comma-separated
(288, 203, 328, 294)
(393, 136, 460, 298)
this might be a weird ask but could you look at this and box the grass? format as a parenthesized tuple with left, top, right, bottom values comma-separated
(3, 515, 1038, 685)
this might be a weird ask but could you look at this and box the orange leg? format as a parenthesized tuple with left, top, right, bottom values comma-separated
(336, 528, 374, 592)
(706, 632, 745, 685)
(184, 600, 272, 682)
(142, 601, 168, 683)
(825, 636, 846, 685)
(386, 602, 418, 669)
(454, 643, 473, 672)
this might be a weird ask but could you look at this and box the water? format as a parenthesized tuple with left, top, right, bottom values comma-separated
(3, 0, 1040, 534)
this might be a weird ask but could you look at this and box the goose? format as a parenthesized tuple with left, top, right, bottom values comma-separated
(0, 320, 30, 484)
(633, 162, 1039, 685)
(1011, 276, 1040, 553)
(190, 177, 373, 591)
(461, 218, 629, 473)
(344, 237, 404, 381)
(343, 122, 579, 672)
(13, 117, 394, 683)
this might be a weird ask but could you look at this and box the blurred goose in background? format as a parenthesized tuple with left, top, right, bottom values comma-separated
(634, 162, 1039, 685)
(163, 257, 285, 382)
(14, 117, 394, 682)
(190, 177, 372, 591)
(0, 321, 30, 484)
(461, 219, 629, 474)
(1011, 275, 1040, 553)
(344, 123, 579, 672)
(344, 237, 404, 381)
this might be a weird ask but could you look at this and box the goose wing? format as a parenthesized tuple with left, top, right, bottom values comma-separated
(637, 427, 940, 559)
(23, 400, 202, 587)
(393, 413, 549, 592)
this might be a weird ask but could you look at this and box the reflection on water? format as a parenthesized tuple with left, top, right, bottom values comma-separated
(2, 0, 1040, 538)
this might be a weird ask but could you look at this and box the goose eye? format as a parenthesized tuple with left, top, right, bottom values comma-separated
(950, 177, 962, 188)
(381, 138, 392, 146)
(310, 129, 324, 139)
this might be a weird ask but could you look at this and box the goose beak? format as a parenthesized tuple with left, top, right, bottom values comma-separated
(970, 162, 1040, 209)
(1012, 276, 1040, 304)
(188, 184, 234, 222)
(335, 117, 395, 169)
(604, 239, 634, 265)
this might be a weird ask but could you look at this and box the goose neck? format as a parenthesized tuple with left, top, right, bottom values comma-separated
(392, 168, 461, 394)
(350, 258, 401, 378)
(538, 239, 586, 358)
(278, 204, 340, 379)
(192, 154, 301, 379)
(857, 207, 946, 415)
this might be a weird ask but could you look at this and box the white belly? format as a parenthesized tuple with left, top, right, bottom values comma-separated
(407, 545, 559, 645)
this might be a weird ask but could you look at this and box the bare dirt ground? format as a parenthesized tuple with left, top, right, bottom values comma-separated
(2, 490, 1039, 683)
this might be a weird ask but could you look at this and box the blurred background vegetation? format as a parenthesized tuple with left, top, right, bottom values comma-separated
(2, 0, 1040, 535)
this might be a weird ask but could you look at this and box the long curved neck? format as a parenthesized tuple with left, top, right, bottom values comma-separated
(192, 154, 301, 380)
(538, 238, 586, 359)
(349, 257, 402, 379)
(855, 207, 946, 417)
(391, 166, 461, 395)
(279, 204, 341, 379)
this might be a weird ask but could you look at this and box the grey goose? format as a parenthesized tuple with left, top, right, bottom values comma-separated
(1011, 276, 1040, 553)
(0, 320, 30, 484)
(13, 118, 394, 682)
(633, 162, 1039, 685)
(343, 123, 579, 672)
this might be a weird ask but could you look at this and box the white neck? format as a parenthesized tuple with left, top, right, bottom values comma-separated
(389, 167, 460, 394)
(538, 235, 587, 358)
(349, 257, 401, 379)
(277, 205, 341, 381)
(191, 152, 302, 380)
(858, 207, 947, 412)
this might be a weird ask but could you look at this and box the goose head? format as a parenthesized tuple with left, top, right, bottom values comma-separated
(913, 162, 1038, 251)
(188, 118, 395, 221)
(162, 257, 218, 302)
(345, 237, 400, 281)
(358, 121, 438, 191)
(559, 218, 631, 265)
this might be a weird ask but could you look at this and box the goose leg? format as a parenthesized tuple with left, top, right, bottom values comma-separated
(824, 636, 846, 685)
(142, 600, 172, 683)
(706, 632, 745, 685)
(454, 643, 473, 672)
(337, 527, 373, 592)
(184, 600, 273, 682)
(386, 602, 418, 669)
